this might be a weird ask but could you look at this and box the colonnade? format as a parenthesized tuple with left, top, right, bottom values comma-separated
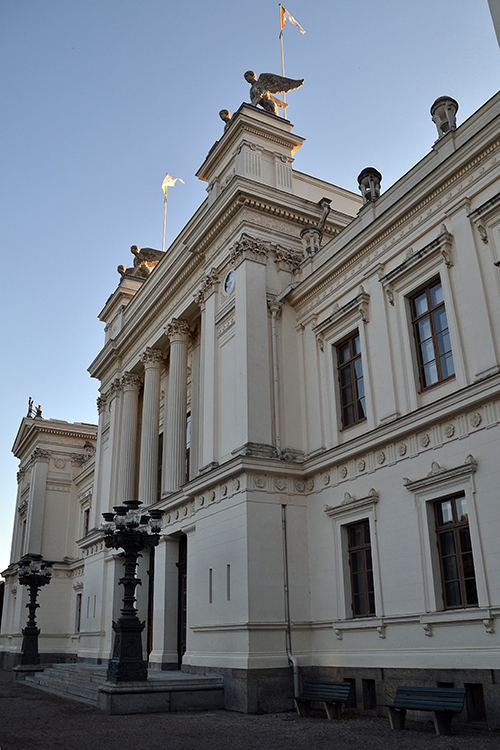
(109, 317, 193, 507)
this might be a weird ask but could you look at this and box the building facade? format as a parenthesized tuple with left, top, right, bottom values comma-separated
(2, 93, 500, 720)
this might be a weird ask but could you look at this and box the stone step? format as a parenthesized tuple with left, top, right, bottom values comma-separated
(22, 664, 225, 713)
(24, 674, 99, 706)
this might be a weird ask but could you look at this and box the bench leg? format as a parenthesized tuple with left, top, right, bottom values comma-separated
(323, 701, 342, 720)
(388, 707, 406, 730)
(433, 712, 453, 736)
(294, 699, 310, 717)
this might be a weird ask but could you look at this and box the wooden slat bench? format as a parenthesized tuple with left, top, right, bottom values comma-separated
(294, 680, 352, 720)
(381, 686, 466, 735)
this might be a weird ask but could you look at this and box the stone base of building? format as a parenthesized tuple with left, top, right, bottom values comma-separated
(182, 665, 295, 713)
(0, 651, 77, 671)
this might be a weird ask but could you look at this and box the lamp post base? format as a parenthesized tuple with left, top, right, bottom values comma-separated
(107, 618, 148, 682)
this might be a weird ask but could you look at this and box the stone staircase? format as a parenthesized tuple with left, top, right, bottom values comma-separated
(23, 663, 225, 713)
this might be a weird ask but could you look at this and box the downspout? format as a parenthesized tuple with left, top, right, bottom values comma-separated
(269, 301, 282, 459)
(282, 503, 300, 698)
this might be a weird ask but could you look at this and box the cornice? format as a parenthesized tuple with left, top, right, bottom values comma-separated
(291, 132, 500, 314)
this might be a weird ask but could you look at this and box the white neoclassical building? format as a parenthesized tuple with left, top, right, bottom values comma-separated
(2, 91, 500, 720)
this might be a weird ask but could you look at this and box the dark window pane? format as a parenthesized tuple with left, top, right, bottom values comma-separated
(429, 282, 444, 307)
(433, 307, 449, 334)
(440, 352, 455, 379)
(440, 530, 457, 556)
(442, 555, 459, 581)
(350, 526, 362, 548)
(343, 403, 355, 426)
(354, 593, 366, 616)
(445, 580, 462, 607)
(420, 338, 435, 364)
(363, 522, 371, 544)
(417, 317, 432, 342)
(423, 361, 438, 386)
(462, 552, 475, 578)
(352, 572, 364, 594)
(465, 578, 478, 606)
(352, 335, 361, 355)
(338, 343, 350, 364)
(368, 592, 375, 615)
(340, 367, 352, 387)
(413, 291, 428, 316)
(459, 527, 472, 553)
(358, 396, 366, 419)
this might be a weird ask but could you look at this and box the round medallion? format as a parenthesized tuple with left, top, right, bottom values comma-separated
(224, 270, 235, 294)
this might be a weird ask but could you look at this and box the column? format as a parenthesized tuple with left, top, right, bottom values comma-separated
(138, 348, 164, 506)
(149, 536, 179, 669)
(164, 318, 191, 492)
(25, 449, 50, 556)
(116, 372, 142, 505)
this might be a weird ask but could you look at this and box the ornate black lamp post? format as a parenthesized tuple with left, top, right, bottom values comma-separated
(17, 554, 53, 666)
(102, 499, 163, 682)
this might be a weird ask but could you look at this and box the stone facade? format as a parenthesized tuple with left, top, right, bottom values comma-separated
(2, 96, 500, 723)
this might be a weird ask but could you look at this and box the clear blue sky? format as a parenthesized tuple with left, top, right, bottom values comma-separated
(1, 0, 498, 575)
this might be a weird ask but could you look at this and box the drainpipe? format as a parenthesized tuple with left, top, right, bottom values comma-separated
(282, 504, 300, 698)
(269, 301, 282, 459)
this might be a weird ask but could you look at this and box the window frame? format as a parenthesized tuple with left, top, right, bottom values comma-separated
(410, 277, 455, 391)
(434, 494, 478, 610)
(336, 331, 367, 429)
(405, 456, 487, 613)
(346, 518, 376, 618)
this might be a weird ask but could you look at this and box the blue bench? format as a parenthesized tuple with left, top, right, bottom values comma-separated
(294, 680, 352, 720)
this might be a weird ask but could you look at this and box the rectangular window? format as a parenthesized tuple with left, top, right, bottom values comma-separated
(411, 279, 454, 389)
(347, 520, 375, 617)
(337, 332, 366, 428)
(435, 495, 478, 609)
(75, 593, 82, 633)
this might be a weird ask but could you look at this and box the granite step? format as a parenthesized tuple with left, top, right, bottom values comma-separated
(22, 664, 225, 713)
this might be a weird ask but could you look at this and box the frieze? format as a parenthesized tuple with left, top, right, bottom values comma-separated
(46, 481, 72, 492)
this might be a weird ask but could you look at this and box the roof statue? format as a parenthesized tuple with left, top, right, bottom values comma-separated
(244, 71, 304, 116)
(118, 245, 166, 279)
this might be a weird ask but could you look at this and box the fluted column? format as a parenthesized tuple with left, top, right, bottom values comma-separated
(164, 318, 191, 492)
(138, 348, 164, 506)
(116, 372, 142, 505)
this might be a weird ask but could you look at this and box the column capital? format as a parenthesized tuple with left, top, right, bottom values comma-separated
(96, 394, 108, 414)
(121, 372, 142, 390)
(166, 318, 193, 343)
(194, 268, 219, 306)
(31, 448, 50, 464)
(141, 347, 164, 368)
(230, 233, 269, 267)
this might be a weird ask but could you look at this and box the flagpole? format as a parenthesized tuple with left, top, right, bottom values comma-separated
(279, 4, 287, 118)
(162, 188, 167, 252)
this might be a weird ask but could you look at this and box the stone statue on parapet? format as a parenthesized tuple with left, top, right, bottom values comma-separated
(244, 71, 304, 116)
(118, 245, 165, 279)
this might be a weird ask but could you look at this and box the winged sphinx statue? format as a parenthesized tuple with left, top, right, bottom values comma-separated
(244, 71, 304, 116)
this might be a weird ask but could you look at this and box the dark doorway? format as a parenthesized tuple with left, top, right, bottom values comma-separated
(176, 534, 187, 668)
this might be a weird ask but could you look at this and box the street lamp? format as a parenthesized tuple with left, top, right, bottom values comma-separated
(17, 554, 53, 666)
(102, 499, 163, 682)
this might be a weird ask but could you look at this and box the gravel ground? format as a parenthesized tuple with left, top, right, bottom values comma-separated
(0, 670, 499, 750)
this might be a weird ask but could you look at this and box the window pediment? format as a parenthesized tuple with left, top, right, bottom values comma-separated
(403, 454, 477, 492)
